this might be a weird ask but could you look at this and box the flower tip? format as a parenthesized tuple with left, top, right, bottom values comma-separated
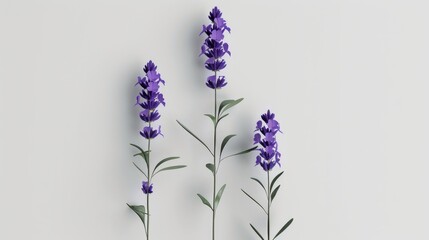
(209, 6, 222, 22)
(143, 60, 157, 73)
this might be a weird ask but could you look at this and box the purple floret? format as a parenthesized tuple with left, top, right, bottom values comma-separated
(142, 181, 153, 194)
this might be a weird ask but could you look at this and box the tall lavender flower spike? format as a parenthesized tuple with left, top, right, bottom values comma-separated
(177, 7, 256, 240)
(242, 110, 293, 240)
(200, 6, 231, 89)
(128, 61, 186, 240)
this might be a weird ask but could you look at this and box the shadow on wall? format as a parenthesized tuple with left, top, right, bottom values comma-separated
(120, 63, 148, 198)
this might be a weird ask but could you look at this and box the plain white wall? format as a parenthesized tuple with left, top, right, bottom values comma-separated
(1, 0, 429, 239)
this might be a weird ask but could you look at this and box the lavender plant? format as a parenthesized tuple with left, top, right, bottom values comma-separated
(242, 110, 293, 240)
(177, 7, 256, 240)
(128, 60, 186, 240)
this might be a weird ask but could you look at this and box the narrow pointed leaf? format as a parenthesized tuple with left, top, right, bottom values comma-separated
(271, 185, 281, 201)
(130, 143, 149, 166)
(130, 143, 144, 153)
(177, 120, 214, 156)
(206, 163, 215, 174)
(214, 184, 226, 209)
(220, 134, 236, 156)
(197, 194, 213, 210)
(204, 114, 216, 125)
(241, 189, 267, 214)
(222, 146, 258, 161)
(127, 204, 147, 227)
(153, 157, 180, 173)
(134, 152, 150, 162)
(218, 99, 235, 115)
(250, 177, 267, 194)
(273, 218, 294, 239)
(142, 151, 150, 162)
(216, 113, 229, 126)
(153, 165, 186, 177)
(220, 98, 243, 115)
(133, 162, 148, 179)
(270, 171, 284, 191)
(250, 223, 264, 240)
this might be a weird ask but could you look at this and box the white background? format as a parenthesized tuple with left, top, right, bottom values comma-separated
(1, 0, 429, 239)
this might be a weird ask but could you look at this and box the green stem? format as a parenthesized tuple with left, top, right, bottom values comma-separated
(267, 170, 271, 240)
(146, 121, 152, 240)
(212, 71, 218, 240)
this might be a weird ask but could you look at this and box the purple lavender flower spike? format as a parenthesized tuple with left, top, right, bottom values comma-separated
(141, 181, 153, 194)
(136, 60, 165, 140)
(200, 6, 231, 89)
(246, 111, 293, 240)
(254, 110, 282, 171)
(130, 60, 187, 238)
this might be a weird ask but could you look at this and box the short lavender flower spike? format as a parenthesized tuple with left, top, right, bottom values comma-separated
(135, 60, 165, 140)
(254, 110, 282, 171)
(200, 6, 231, 89)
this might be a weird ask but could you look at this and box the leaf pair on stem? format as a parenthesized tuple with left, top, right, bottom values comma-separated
(129, 143, 186, 179)
(177, 97, 256, 240)
(243, 171, 293, 240)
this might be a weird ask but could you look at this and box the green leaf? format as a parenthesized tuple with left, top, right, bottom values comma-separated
(130, 143, 144, 153)
(220, 98, 243, 115)
(127, 204, 147, 227)
(214, 184, 226, 209)
(133, 162, 148, 179)
(153, 165, 186, 177)
(241, 189, 267, 214)
(130, 143, 149, 166)
(271, 185, 281, 201)
(216, 113, 229, 126)
(177, 120, 214, 156)
(220, 134, 236, 157)
(153, 157, 180, 174)
(204, 114, 216, 125)
(142, 151, 150, 163)
(273, 218, 294, 239)
(270, 171, 284, 191)
(250, 177, 267, 194)
(197, 194, 213, 211)
(206, 163, 215, 174)
(221, 146, 258, 161)
(250, 223, 264, 240)
(218, 99, 235, 115)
